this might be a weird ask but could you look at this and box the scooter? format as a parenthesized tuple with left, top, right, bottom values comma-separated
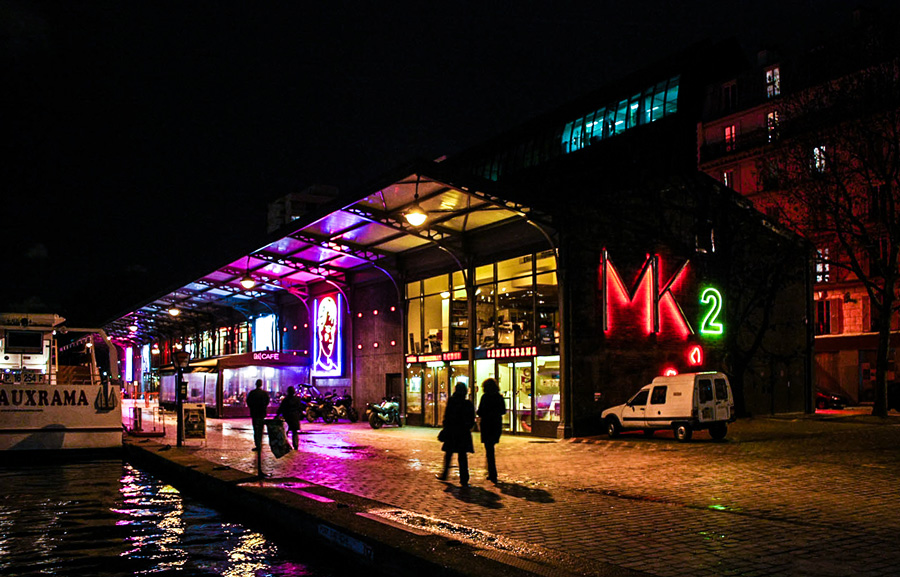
(332, 392, 359, 422)
(366, 396, 402, 429)
(305, 393, 338, 424)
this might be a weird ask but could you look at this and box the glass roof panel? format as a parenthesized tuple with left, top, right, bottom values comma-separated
(336, 222, 401, 246)
(263, 237, 310, 256)
(328, 254, 369, 269)
(203, 271, 233, 282)
(439, 207, 517, 232)
(258, 263, 295, 277)
(285, 271, 322, 284)
(373, 235, 431, 253)
(295, 246, 342, 263)
(303, 211, 369, 237)
(227, 256, 267, 270)
(206, 288, 234, 297)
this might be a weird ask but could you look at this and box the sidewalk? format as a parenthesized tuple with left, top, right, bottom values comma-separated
(124, 403, 900, 577)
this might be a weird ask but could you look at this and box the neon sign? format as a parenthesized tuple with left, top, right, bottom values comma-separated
(688, 345, 703, 366)
(699, 288, 724, 335)
(600, 251, 725, 340)
(312, 294, 342, 377)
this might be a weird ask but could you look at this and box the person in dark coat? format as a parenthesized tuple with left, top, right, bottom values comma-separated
(437, 382, 476, 487)
(476, 378, 506, 483)
(276, 385, 304, 450)
(246, 379, 270, 452)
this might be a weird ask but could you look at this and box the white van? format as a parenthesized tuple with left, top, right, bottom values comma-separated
(601, 372, 735, 441)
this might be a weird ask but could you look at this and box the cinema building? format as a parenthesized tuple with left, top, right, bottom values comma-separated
(106, 41, 813, 437)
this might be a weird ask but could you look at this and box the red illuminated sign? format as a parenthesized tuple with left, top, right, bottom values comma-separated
(406, 351, 466, 363)
(601, 250, 692, 338)
(688, 345, 703, 366)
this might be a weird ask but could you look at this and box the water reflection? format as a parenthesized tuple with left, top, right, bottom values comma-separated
(0, 459, 332, 577)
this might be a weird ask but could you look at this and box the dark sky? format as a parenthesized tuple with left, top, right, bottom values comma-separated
(2, 1, 880, 326)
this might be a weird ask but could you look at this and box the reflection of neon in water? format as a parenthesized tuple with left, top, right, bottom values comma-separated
(313, 294, 342, 376)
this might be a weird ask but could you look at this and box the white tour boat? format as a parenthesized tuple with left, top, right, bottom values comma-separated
(1, 313, 122, 452)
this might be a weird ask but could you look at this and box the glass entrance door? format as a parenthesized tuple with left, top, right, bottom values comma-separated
(423, 363, 448, 426)
(497, 360, 534, 434)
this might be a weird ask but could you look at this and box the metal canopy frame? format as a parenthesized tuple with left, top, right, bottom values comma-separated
(104, 162, 555, 346)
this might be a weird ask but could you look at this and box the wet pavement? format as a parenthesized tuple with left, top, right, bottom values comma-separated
(125, 403, 900, 576)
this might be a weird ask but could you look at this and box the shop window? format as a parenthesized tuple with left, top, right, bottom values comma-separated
(536, 272, 559, 344)
(423, 274, 449, 296)
(423, 293, 446, 353)
(475, 263, 494, 285)
(766, 67, 781, 98)
(407, 297, 423, 354)
(497, 277, 534, 346)
(497, 254, 532, 281)
(535, 356, 560, 422)
(407, 280, 421, 298)
(450, 289, 468, 352)
(476, 283, 496, 348)
(815, 299, 843, 335)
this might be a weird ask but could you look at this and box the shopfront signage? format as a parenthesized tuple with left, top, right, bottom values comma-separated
(405, 351, 465, 364)
(486, 346, 537, 359)
(600, 250, 724, 340)
(253, 352, 280, 361)
(312, 294, 343, 377)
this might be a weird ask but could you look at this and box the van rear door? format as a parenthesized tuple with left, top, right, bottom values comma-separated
(696, 377, 716, 423)
(713, 377, 731, 421)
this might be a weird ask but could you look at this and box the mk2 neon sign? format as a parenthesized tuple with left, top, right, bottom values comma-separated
(312, 293, 343, 377)
(600, 250, 724, 339)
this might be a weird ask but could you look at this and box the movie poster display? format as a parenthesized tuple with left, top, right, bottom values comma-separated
(312, 293, 343, 377)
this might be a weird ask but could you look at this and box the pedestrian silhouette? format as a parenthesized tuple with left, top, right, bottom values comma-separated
(246, 379, 270, 452)
(276, 385, 303, 450)
(438, 382, 476, 487)
(477, 377, 505, 483)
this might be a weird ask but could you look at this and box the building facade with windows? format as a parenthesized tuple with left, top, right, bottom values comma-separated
(106, 40, 812, 437)
(698, 9, 900, 405)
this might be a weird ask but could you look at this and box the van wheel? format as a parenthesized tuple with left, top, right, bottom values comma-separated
(606, 418, 621, 438)
(673, 423, 693, 442)
(709, 423, 727, 440)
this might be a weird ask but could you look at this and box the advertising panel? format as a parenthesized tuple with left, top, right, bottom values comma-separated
(312, 293, 343, 377)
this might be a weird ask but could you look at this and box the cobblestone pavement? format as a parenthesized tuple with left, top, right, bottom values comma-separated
(129, 404, 900, 577)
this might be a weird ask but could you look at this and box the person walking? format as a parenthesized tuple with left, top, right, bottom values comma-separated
(476, 377, 506, 483)
(246, 379, 270, 452)
(437, 382, 476, 487)
(276, 385, 304, 450)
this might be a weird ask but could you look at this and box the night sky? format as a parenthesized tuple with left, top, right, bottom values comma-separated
(2, 1, 880, 326)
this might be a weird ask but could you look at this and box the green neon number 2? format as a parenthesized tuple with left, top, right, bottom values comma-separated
(699, 288, 724, 335)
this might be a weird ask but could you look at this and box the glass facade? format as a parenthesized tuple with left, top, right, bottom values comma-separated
(471, 75, 680, 182)
(406, 250, 560, 435)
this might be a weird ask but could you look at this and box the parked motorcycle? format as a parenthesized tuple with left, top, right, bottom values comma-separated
(366, 396, 402, 429)
(305, 392, 338, 424)
(331, 392, 359, 422)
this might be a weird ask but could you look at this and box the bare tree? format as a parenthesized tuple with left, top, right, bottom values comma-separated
(767, 59, 900, 417)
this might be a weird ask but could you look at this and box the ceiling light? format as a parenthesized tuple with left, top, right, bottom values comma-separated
(168, 307, 180, 316)
(404, 175, 427, 226)
(240, 256, 256, 289)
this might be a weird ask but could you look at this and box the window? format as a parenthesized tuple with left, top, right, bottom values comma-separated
(725, 125, 737, 151)
(816, 248, 831, 283)
(714, 378, 729, 401)
(722, 81, 738, 112)
(629, 390, 649, 406)
(767, 111, 779, 142)
(816, 299, 843, 335)
(813, 145, 827, 173)
(650, 386, 667, 405)
(698, 379, 713, 403)
(722, 169, 734, 189)
(766, 67, 781, 98)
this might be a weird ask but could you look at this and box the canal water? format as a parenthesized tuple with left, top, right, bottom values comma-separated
(0, 458, 336, 576)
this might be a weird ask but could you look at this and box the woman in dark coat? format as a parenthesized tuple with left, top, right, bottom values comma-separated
(276, 386, 303, 450)
(476, 378, 506, 483)
(437, 382, 476, 487)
